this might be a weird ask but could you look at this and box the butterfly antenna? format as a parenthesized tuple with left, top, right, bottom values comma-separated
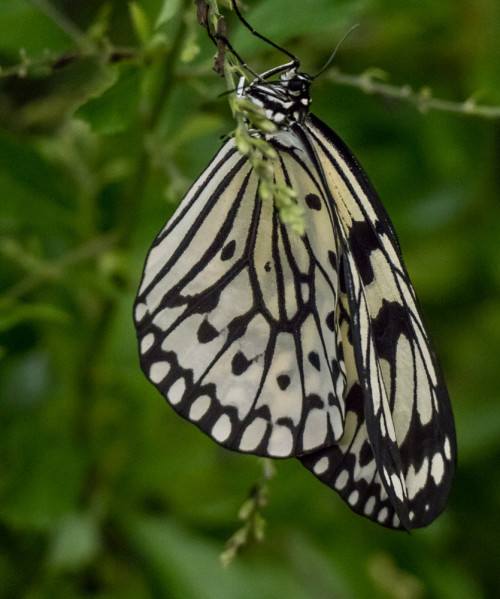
(231, 0, 299, 64)
(217, 86, 240, 98)
(311, 23, 359, 79)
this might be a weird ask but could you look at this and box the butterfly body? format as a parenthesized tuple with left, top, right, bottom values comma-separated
(134, 64, 456, 530)
(242, 67, 312, 125)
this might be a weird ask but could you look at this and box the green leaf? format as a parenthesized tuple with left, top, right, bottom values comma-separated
(75, 65, 141, 134)
(122, 516, 249, 599)
(0, 56, 116, 134)
(48, 511, 101, 571)
(155, 0, 183, 29)
(0, 429, 87, 531)
(0, 302, 70, 333)
(120, 516, 310, 599)
(0, 0, 71, 55)
(169, 113, 226, 147)
(0, 133, 70, 205)
(129, 1, 152, 46)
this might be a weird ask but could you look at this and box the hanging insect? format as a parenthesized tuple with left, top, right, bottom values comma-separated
(133, 2, 456, 530)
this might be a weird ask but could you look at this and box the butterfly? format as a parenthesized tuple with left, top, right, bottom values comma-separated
(134, 9, 456, 530)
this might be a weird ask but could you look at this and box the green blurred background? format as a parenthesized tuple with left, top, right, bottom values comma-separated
(1, 0, 499, 597)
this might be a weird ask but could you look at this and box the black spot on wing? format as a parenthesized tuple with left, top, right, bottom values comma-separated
(345, 382, 365, 419)
(359, 440, 374, 467)
(325, 311, 336, 331)
(308, 351, 321, 371)
(227, 313, 250, 339)
(347, 220, 382, 286)
(264, 261, 272, 272)
(331, 359, 340, 383)
(328, 250, 337, 269)
(277, 374, 291, 390)
(221, 239, 236, 261)
(305, 193, 322, 211)
(197, 320, 219, 343)
(231, 351, 252, 375)
(306, 393, 323, 409)
(372, 300, 411, 360)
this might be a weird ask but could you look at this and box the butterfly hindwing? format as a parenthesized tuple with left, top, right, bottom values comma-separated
(297, 116, 456, 528)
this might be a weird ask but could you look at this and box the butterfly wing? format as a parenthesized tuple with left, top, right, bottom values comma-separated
(297, 115, 456, 529)
(134, 136, 348, 459)
(134, 112, 456, 529)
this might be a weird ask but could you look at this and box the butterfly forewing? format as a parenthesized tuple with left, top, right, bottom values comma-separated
(135, 136, 350, 460)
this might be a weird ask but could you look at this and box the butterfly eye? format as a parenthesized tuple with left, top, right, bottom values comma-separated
(287, 79, 303, 90)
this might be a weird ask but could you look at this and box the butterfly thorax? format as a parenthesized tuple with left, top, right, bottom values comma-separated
(241, 68, 312, 128)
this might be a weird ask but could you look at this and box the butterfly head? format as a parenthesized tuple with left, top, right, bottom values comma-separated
(241, 67, 312, 129)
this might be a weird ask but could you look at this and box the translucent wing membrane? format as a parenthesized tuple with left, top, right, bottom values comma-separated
(134, 65, 456, 530)
(135, 137, 348, 459)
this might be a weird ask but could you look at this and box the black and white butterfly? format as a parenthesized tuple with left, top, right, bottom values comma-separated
(134, 15, 456, 530)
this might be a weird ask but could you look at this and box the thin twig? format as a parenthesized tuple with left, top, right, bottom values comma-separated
(220, 459, 276, 566)
(117, 0, 192, 247)
(0, 232, 120, 305)
(0, 46, 139, 78)
(328, 67, 500, 120)
(3, 43, 499, 121)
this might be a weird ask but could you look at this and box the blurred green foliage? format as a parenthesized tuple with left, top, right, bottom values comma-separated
(1, 0, 499, 597)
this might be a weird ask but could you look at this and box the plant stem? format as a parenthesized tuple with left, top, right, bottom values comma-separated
(328, 67, 500, 120)
(118, 0, 191, 249)
(74, 1, 191, 460)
